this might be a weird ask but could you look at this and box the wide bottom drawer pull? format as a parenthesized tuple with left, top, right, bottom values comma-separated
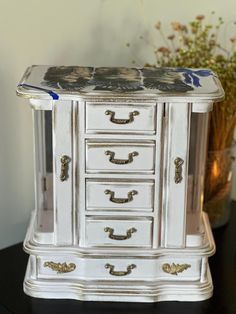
(104, 189, 138, 203)
(44, 261, 76, 274)
(104, 227, 137, 240)
(105, 263, 136, 276)
(162, 263, 191, 275)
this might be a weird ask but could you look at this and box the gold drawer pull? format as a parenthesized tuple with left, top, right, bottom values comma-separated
(60, 155, 71, 181)
(104, 189, 138, 203)
(174, 157, 184, 183)
(162, 263, 191, 275)
(105, 110, 139, 124)
(105, 263, 136, 276)
(105, 150, 138, 165)
(44, 261, 76, 274)
(104, 227, 137, 240)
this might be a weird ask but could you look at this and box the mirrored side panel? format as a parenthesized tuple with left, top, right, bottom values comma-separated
(33, 110, 54, 242)
(186, 112, 209, 241)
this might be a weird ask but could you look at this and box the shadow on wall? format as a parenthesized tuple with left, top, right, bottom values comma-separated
(49, 10, 151, 67)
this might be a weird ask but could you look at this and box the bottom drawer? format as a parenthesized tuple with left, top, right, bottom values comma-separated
(37, 256, 202, 282)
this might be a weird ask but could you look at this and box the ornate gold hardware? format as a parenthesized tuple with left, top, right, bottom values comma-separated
(162, 263, 191, 275)
(105, 150, 139, 165)
(60, 155, 71, 181)
(44, 261, 76, 274)
(105, 263, 136, 276)
(104, 227, 137, 240)
(104, 189, 138, 203)
(105, 110, 139, 124)
(174, 157, 184, 183)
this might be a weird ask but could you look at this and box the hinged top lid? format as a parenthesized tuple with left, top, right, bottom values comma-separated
(17, 65, 224, 103)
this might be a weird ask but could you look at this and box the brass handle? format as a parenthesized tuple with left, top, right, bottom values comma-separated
(174, 157, 184, 183)
(105, 110, 139, 124)
(104, 189, 138, 203)
(105, 150, 139, 165)
(162, 263, 191, 276)
(104, 227, 137, 240)
(105, 263, 136, 276)
(44, 261, 76, 274)
(60, 155, 71, 181)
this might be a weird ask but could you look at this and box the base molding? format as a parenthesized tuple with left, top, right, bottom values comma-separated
(23, 211, 215, 302)
(24, 260, 213, 302)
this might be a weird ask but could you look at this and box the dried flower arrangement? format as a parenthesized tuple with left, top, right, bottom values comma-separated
(153, 14, 236, 147)
(129, 13, 236, 225)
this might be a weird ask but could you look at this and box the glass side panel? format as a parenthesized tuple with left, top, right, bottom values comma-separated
(34, 110, 54, 234)
(186, 112, 209, 235)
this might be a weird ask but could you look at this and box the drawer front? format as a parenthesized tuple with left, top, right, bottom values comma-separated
(86, 180, 154, 211)
(38, 256, 200, 281)
(85, 218, 153, 247)
(86, 141, 155, 173)
(86, 102, 156, 134)
(82, 258, 155, 281)
(86, 257, 201, 281)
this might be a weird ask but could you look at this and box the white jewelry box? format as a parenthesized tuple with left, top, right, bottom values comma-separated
(17, 66, 224, 302)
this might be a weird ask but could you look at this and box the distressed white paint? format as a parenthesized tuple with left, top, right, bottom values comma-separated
(77, 100, 86, 247)
(17, 63, 224, 302)
(163, 103, 191, 248)
(22, 94, 216, 301)
(53, 101, 74, 245)
(86, 102, 156, 133)
(86, 141, 155, 173)
(23, 211, 215, 302)
(86, 179, 154, 211)
(2, 0, 235, 251)
(37, 256, 201, 281)
(85, 218, 152, 247)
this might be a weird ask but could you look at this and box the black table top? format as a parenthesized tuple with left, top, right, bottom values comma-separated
(0, 205, 236, 314)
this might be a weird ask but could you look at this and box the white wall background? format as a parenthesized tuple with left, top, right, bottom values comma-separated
(0, 0, 235, 249)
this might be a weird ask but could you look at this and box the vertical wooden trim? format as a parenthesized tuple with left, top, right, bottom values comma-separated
(152, 103, 164, 248)
(160, 103, 168, 248)
(72, 101, 78, 245)
(77, 100, 86, 246)
(53, 101, 73, 245)
(163, 102, 191, 248)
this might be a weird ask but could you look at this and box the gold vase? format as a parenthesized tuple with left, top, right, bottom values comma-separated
(204, 145, 235, 228)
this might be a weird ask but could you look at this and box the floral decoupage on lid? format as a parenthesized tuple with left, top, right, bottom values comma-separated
(17, 65, 224, 101)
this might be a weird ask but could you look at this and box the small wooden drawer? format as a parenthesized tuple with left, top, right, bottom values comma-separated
(85, 218, 153, 247)
(90, 257, 201, 281)
(86, 141, 155, 174)
(85, 102, 156, 134)
(86, 179, 154, 212)
(82, 258, 155, 281)
(37, 255, 200, 281)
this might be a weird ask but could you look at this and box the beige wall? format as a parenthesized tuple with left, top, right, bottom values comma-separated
(0, 0, 235, 249)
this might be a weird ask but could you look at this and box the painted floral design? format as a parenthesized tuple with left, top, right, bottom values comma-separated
(44, 66, 94, 91)
(91, 67, 143, 91)
(142, 67, 194, 92)
(42, 66, 213, 93)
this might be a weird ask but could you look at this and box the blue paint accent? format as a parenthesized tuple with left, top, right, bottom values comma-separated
(18, 83, 59, 100)
(175, 68, 214, 88)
